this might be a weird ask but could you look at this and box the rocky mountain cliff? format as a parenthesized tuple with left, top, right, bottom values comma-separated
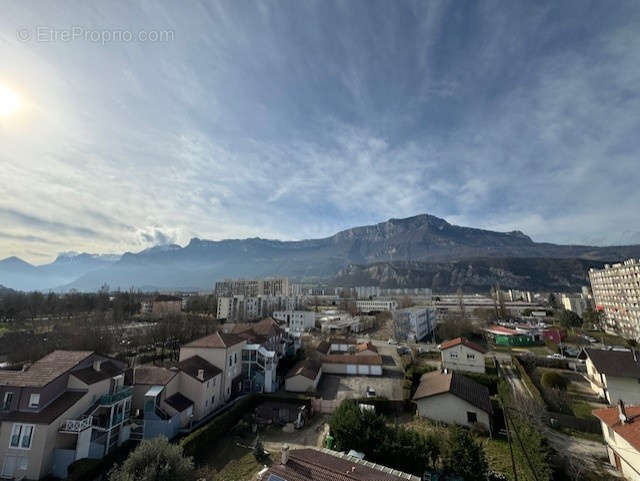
(1, 214, 639, 291)
(333, 258, 607, 293)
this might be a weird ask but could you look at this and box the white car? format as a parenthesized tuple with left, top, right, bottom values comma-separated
(546, 353, 564, 359)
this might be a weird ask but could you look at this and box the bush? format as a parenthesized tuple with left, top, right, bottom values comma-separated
(541, 371, 568, 391)
(442, 426, 488, 481)
(109, 437, 194, 481)
(67, 441, 135, 481)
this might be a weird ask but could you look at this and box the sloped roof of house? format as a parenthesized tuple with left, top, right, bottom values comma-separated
(484, 325, 518, 336)
(164, 392, 194, 413)
(183, 331, 245, 349)
(0, 390, 87, 424)
(412, 370, 492, 413)
(316, 341, 330, 355)
(356, 342, 378, 353)
(286, 359, 322, 380)
(261, 448, 420, 481)
(71, 360, 124, 385)
(439, 337, 487, 354)
(593, 405, 640, 451)
(179, 355, 222, 382)
(133, 366, 177, 386)
(585, 348, 640, 378)
(0, 350, 94, 387)
(227, 317, 284, 342)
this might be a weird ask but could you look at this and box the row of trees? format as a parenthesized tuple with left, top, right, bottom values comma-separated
(0, 287, 141, 323)
(329, 400, 488, 480)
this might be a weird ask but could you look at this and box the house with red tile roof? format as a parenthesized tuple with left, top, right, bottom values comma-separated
(439, 337, 487, 373)
(593, 401, 640, 479)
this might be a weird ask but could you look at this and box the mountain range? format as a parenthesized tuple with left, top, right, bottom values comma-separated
(1, 214, 639, 292)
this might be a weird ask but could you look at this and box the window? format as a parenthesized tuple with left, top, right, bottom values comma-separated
(450, 353, 458, 359)
(467, 354, 475, 360)
(229, 356, 232, 367)
(9, 424, 34, 449)
(3, 392, 14, 410)
(211, 395, 215, 405)
(466, 412, 477, 424)
(205, 400, 208, 407)
(28, 394, 40, 408)
(234, 352, 237, 364)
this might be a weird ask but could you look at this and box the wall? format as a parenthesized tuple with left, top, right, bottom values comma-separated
(441, 345, 485, 373)
(415, 393, 490, 432)
(604, 375, 640, 405)
(601, 420, 640, 481)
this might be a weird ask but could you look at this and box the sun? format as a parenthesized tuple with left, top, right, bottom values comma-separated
(0, 83, 22, 117)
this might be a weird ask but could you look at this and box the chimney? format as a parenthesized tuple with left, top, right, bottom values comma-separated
(281, 444, 289, 465)
(619, 399, 628, 424)
(93, 360, 102, 372)
(197, 369, 205, 381)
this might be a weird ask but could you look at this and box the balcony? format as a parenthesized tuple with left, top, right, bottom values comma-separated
(100, 386, 133, 405)
(59, 415, 93, 433)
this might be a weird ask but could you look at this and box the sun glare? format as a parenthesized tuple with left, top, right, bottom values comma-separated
(0, 83, 22, 117)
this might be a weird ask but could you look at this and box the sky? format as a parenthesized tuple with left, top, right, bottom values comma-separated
(1, 0, 640, 264)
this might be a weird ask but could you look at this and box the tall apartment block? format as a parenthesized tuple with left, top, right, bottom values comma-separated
(214, 277, 290, 297)
(589, 259, 640, 339)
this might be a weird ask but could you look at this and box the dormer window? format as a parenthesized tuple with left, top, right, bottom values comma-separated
(28, 394, 40, 408)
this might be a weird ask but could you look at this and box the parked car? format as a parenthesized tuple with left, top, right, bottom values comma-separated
(546, 353, 564, 359)
(366, 386, 376, 398)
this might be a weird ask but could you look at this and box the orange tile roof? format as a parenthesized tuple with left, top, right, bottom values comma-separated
(593, 405, 640, 451)
(439, 337, 487, 354)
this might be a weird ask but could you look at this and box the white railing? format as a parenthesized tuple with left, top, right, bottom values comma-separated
(60, 415, 93, 432)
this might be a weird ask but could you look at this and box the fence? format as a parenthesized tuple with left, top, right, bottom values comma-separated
(312, 398, 339, 413)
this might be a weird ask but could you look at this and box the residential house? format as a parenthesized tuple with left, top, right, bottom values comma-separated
(593, 401, 640, 480)
(413, 370, 492, 432)
(261, 446, 421, 481)
(439, 337, 487, 373)
(127, 354, 224, 440)
(179, 331, 246, 402)
(0, 351, 132, 480)
(285, 360, 322, 393)
(585, 348, 640, 405)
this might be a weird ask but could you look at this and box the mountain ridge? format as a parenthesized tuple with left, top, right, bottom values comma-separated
(1, 213, 639, 291)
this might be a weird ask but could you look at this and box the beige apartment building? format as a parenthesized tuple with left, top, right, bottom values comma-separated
(589, 259, 640, 339)
(0, 351, 132, 480)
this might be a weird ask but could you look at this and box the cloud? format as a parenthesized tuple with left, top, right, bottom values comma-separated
(0, 0, 639, 264)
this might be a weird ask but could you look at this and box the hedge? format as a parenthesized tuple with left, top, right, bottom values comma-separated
(180, 394, 259, 461)
(511, 356, 544, 403)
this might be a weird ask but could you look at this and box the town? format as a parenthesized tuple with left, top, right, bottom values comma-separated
(3, 1, 640, 480)
(0, 261, 638, 481)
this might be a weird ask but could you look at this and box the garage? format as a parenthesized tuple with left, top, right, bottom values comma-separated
(357, 365, 369, 375)
(346, 364, 357, 375)
(370, 365, 383, 376)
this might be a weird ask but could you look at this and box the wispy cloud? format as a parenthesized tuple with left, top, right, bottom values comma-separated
(1, 0, 639, 263)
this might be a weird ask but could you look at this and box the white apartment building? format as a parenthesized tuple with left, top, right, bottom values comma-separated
(214, 277, 289, 297)
(272, 311, 316, 332)
(393, 306, 436, 342)
(561, 294, 588, 317)
(216, 295, 304, 321)
(590, 259, 640, 338)
(355, 299, 397, 313)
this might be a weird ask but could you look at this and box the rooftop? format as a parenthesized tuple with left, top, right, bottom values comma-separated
(132, 366, 177, 386)
(413, 370, 492, 413)
(593, 405, 640, 452)
(585, 348, 640, 378)
(0, 350, 93, 388)
(179, 355, 222, 382)
(183, 331, 246, 349)
(261, 447, 420, 481)
(286, 359, 322, 380)
(439, 337, 487, 354)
